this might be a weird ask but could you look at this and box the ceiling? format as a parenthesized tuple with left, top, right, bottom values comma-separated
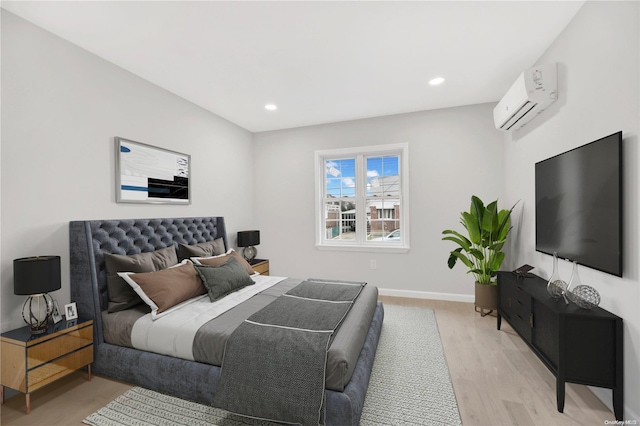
(2, 1, 584, 133)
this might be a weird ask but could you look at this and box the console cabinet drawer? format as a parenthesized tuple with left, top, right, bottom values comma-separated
(499, 279, 532, 340)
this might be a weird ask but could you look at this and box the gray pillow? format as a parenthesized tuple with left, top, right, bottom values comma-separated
(194, 256, 255, 302)
(104, 246, 178, 312)
(177, 238, 225, 260)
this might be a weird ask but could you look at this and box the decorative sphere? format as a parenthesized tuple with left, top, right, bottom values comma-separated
(570, 285, 601, 309)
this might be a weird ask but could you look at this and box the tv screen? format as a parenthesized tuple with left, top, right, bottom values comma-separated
(535, 131, 622, 277)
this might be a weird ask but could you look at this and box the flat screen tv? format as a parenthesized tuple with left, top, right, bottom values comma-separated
(535, 131, 622, 277)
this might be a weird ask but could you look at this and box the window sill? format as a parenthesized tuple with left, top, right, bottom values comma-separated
(315, 243, 410, 253)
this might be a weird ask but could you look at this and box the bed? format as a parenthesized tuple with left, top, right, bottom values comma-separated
(69, 217, 384, 425)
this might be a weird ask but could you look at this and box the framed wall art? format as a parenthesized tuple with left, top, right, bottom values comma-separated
(115, 137, 191, 204)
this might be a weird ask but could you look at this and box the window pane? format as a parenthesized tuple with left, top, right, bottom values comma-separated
(366, 197, 401, 241)
(325, 158, 356, 198)
(367, 155, 400, 197)
(323, 200, 357, 240)
(326, 178, 341, 198)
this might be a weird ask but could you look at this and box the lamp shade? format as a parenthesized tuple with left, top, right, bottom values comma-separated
(237, 230, 260, 247)
(14, 256, 62, 295)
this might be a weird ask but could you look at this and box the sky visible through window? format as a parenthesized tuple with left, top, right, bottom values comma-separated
(325, 156, 399, 198)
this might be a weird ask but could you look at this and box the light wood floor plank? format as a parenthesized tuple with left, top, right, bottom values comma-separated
(1, 297, 616, 425)
(379, 296, 616, 426)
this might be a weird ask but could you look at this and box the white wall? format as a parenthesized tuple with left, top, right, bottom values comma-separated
(3, 2, 637, 420)
(0, 11, 255, 332)
(253, 104, 505, 300)
(503, 2, 639, 419)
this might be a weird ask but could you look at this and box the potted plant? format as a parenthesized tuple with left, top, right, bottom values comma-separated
(442, 195, 516, 315)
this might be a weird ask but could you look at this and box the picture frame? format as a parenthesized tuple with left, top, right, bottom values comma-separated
(51, 299, 63, 324)
(115, 137, 191, 204)
(64, 302, 78, 320)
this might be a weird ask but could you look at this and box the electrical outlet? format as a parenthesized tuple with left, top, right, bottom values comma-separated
(370, 260, 377, 270)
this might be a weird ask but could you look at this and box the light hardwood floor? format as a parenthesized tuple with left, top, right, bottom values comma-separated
(1, 297, 616, 425)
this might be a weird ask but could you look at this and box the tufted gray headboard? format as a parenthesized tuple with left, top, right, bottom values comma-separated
(69, 217, 227, 345)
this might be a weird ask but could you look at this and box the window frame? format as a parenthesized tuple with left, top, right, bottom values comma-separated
(314, 143, 410, 252)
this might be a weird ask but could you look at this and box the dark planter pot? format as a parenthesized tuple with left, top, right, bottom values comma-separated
(475, 281, 498, 316)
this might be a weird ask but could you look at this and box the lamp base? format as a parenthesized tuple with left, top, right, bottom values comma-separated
(29, 322, 48, 335)
(242, 246, 257, 262)
(22, 293, 54, 334)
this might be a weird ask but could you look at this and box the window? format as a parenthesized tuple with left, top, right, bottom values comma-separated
(315, 143, 409, 251)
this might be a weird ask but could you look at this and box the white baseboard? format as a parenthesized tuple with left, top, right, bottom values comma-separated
(378, 287, 474, 303)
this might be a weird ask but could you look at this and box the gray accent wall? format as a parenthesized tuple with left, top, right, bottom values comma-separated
(502, 2, 639, 420)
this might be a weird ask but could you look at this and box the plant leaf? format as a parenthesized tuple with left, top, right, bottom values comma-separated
(490, 251, 506, 270)
(470, 196, 484, 238)
(443, 229, 472, 246)
(442, 236, 471, 251)
(447, 255, 457, 269)
(468, 248, 484, 260)
(450, 250, 474, 268)
(489, 241, 504, 251)
(470, 195, 484, 218)
(461, 212, 481, 245)
(482, 201, 498, 233)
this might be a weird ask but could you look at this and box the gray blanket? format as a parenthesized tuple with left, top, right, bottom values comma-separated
(101, 278, 379, 391)
(213, 279, 365, 425)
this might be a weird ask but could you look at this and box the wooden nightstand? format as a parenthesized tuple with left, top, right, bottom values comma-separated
(250, 259, 269, 276)
(1, 319, 94, 414)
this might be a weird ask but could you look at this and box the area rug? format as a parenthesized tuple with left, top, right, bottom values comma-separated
(83, 305, 461, 426)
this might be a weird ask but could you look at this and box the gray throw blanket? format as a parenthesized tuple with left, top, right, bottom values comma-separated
(213, 279, 366, 425)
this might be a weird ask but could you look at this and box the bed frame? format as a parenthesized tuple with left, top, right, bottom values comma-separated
(69, 217, 383, 425)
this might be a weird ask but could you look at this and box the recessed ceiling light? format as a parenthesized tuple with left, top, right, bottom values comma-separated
(429, 77, 445, 86)
(265, 104, 278, 111)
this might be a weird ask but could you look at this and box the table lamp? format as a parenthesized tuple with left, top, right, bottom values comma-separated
(237, 230, 260, 262)
(14, 256, 61, 334)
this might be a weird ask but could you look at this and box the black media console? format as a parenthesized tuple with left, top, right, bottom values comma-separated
(497, 271, 624, 420)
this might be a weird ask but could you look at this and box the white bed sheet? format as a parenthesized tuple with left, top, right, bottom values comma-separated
(131, 275, 286, 360)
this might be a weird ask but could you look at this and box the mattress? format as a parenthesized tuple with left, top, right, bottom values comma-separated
(102, 277, 378, 391)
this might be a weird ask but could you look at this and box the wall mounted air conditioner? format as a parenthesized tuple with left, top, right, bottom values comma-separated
(493, 63, 557, 131)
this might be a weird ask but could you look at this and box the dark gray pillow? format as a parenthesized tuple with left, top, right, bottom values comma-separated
(104, 246, 178, 312)
(194, 256, 255, 302)
(177, 238, 225, 260)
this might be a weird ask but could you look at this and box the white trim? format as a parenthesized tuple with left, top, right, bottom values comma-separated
(315, 143, 410, 250)
(316, 243, 410, 253)
(378, 287, 474, 303)
(315, 142, 409, 158)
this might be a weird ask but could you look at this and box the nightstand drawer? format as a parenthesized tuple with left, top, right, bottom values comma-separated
(1, 319, 94, 413)
(27, 326, 93, 369)
(27, 345, 93, 393)
(251, 260, 269, 276)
